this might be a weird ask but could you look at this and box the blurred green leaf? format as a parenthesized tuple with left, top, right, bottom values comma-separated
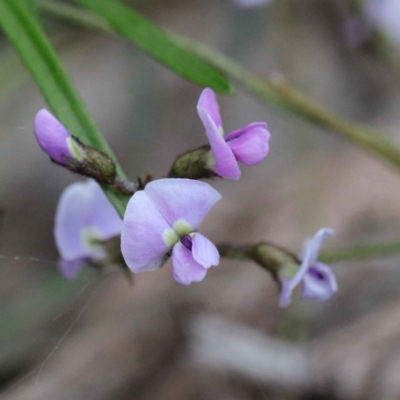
(0, 0, 129, 217)
(75, 0, 233, 94)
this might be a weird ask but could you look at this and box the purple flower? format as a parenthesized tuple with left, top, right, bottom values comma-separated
(279, 228, 338, 307)
(343, 16, 371, 48)
(121, 178, 221, 285)
(197, 88, 270, 180)
(365, 0, 400, 46)
(55, 179, 122, 279)
(34, 109, 84, 165)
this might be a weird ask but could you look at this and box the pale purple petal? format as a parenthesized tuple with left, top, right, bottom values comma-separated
(365, 0, 400, 46)
(171, 242, 208, 285)
(279, 243, 313, 307)
(197, 107, 241, 180)
(279, 227, 336, 307)
(121, 190, 174, 273)
(224, 122, 267, 141)
(303, 228, 334, 266)
(191, 233, 219, 268)
(34, 109, 73, 165)
(226, 123, 270, 165)
(197, 88, 222, 130)
(55, 181, 96, 261)
(89, 181, 122, 238)
(55, 180, 122, 262)
(301, 263, 338, 301)
(279, 277, 293, 308)
(59, 257, 88, 280)
(144, 179, 222, 232)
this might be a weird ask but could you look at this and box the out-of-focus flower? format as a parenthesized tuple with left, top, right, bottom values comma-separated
(343, 15, 372, 48)
(55, 180, 122, 279)
(365, 0, 400, 46)
(197, 88, 270, 180)
(279, 228, 338, 307)
(234, 0, 274, 9)
(121, 178, 221, 285)
(34, 109, 117, 184)
(34, 109, 84, 166)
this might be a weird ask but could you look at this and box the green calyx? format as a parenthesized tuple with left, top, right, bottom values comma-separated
(168, 145, 218, 180)
(66, 136, 117, 184)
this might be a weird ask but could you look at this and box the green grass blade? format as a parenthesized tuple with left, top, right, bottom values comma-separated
(0, 0, 129, 216)
(75, 0, 233, 94)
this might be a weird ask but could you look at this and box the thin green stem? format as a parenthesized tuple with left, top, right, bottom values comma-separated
(320, 241, 400, 263)
(39, 0, 400, 173)
(39, 0, 113, 33)
(218, 240, 400, 268)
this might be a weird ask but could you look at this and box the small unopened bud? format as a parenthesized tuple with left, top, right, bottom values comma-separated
(34, 109, 116, 184)
(168, 145, 217, 179)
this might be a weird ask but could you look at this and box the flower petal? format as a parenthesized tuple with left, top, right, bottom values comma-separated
(226, 123, 270, 165)
(89, 180, 122, 238)
(365, 0, 400, 47)
(59, 257, 88, 280)
(121, 190, 175, 273)
(171, 242, 208, 285)
(301, 263, 338, 301)
(197, 107, 241, 180)
(225, 122, 267, 141)
(279, 277, 294, 307)
(144, 179, 222, 232)
(55, 180, 122, 262)
(192, 233, 219, 268)
(279, 227, 335, 307)
(301, 228, 334, 266)
(280, 242, 314, 307)
(197, 88, 222, 130)
(34, 109, 73, 165)
(55, 181, 97, 261)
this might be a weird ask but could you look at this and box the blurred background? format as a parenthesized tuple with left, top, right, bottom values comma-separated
(2, 0, 400, 398)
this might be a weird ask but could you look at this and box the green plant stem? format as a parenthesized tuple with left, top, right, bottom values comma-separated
(39, 0, 400, 173)
(320, 241, 400, 263)
(40, 0, 113, 32)
(217, 240, 400, 269)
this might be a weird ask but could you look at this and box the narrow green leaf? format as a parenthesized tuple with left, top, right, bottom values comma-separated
(75, 0, 233, 94)
(0, 0, 129, 217)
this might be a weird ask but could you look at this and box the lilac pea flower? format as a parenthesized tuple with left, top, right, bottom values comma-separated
(55, 179, 122, 279)
(34, 109, 84, 165)
(197, 88, 270, 180)
(365, 0, 400, 46)
(121, 178, 221, 285)
(279, 228, 338, 307)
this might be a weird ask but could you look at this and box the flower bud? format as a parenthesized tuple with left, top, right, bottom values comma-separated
(34, 109, 116, 184)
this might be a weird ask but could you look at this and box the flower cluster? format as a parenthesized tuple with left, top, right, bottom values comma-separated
(35, 88, 337, 307)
